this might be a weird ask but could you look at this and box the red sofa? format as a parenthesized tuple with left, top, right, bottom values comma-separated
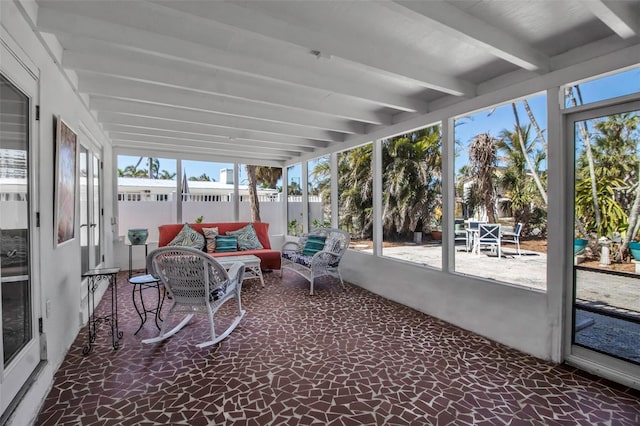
(158, 222, 281, 270)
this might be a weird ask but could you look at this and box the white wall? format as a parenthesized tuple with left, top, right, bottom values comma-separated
(1, 2, 114, 424)
(340, 251, 550, 359)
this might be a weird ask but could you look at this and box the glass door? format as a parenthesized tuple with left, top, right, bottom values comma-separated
(568, 99, 640, 374)
(0, 73, 40, 415)
(80, 145, 102, 274)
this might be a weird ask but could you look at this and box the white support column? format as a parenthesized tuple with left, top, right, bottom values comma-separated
(282, 165, 289, 234)
(330, 153, 338, 229)
(301, 160, 309, 233)
(176, 159, 183, 223)
(373, 139, 383, 257)
(546, 86, 565, 363)
(233, 163, 239, 221)
(442, 117, 455, 273)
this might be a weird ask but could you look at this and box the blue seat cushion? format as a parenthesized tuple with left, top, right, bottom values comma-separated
(302, 235, 326, 256)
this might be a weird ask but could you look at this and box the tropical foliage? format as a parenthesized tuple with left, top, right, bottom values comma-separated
(574, 113, 640, 253)
(497, 124, 547, 235)
(117, 157, 175, 179)
(382, 126, 441, 237)
(338, 145, 373, 239)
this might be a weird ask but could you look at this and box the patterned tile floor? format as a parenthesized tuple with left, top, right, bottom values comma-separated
(36, 271, 640, 425)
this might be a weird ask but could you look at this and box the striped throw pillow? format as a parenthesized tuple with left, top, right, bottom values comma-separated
(215, 235, 238, 252)
(167, 223, 205, 250)
(202, 227, 219, 253)
(302, 235, 326, 256)
(226, 223, 263, 251)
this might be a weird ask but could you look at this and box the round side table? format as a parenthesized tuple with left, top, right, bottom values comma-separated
(128, 274, 165, 335)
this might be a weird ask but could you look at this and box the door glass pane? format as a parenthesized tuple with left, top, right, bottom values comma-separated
(79, 146, 89, 273)
(92, 155, 100, 266)
(0, 74, 32, 364)
(573, 109, 640, 364)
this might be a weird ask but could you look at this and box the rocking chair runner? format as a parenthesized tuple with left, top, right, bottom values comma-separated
(281, 227, 351, 295)
(142, 246, 246, 348)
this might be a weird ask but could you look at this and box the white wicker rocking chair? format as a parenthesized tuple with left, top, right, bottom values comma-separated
(142, 246, 246, 348)
(281, 227, 351, 295)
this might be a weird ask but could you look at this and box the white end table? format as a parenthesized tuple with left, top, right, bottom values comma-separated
(216, 254, 265, 287)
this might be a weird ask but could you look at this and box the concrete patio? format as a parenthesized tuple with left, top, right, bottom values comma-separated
(368, 244, 547, 290)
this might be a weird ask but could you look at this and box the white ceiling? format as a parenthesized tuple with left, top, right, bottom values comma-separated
(32, 0, 640, 166)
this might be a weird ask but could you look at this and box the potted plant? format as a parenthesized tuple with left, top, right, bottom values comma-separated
(429, 207, 443, 241)
(629, 239, 640, 260)
(574, 237, 588, 255)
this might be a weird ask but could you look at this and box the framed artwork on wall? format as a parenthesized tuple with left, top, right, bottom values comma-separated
(54, 116, 78, 247)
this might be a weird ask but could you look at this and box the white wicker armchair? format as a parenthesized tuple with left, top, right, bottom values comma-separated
(281, 227, 351, 295)
(142, 246, 246, 348)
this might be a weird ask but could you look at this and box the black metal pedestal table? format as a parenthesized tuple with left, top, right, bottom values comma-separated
(81, 267, 122, 354)
(128, 274, 165, 334)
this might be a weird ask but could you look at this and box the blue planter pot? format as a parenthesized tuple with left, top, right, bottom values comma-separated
(128, 228, 149, 245)
(574, 238, 588, 255)
(629, 241, 640, 260)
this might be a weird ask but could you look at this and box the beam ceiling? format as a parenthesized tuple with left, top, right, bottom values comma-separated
(28, 0, 640, 166)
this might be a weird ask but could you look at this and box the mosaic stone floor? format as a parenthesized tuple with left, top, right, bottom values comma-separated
(36, 271, 640, 425)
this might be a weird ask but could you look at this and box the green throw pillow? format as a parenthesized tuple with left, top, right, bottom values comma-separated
(202, 227, 219, 253)
(226, 223, 263, 251)
(167, 223, 205, 250)
(302, 235, 326, 256)
(215, 235, 238, 252)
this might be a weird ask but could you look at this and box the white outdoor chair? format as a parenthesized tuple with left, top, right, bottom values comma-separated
(476, 223, 501, 258)
(142, 246, 245, 348)
(281, 227, 351, 295)
(465, 220, 486, 252)
(501, 223, 522, 256)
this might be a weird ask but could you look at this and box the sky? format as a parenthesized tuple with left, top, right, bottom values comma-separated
(118, 66, 640, 183)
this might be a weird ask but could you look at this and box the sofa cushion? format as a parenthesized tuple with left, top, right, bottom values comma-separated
(158, 222, 272, 249)
(167, 223, 205, 250)
(215, 235, 238, 252)
(202, 227, 219, 253)
(158, 222, 281, 270)
(226, 223, 263, 251)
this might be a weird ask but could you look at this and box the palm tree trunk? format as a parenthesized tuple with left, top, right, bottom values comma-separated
(621, 164, 640, 254)
(511, 103, 548, 205)
(522, 99, 548, 161)
(246, 165, 261, 222)
(566, 86, 601, 232)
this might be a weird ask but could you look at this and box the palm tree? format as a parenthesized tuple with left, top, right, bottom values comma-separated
(255, 166, 282, 189)
(158, 170, 176, 180)
(338, 145, 373, 239)
(188, 173, 213, 182)
(382, 126, 441, 238)
(245, 165, 283, 222)
(469, 133, 498, 223)
(120, 164, 147, 178)
(511, 103, 547, 205)
(497, 124, 545, 233)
